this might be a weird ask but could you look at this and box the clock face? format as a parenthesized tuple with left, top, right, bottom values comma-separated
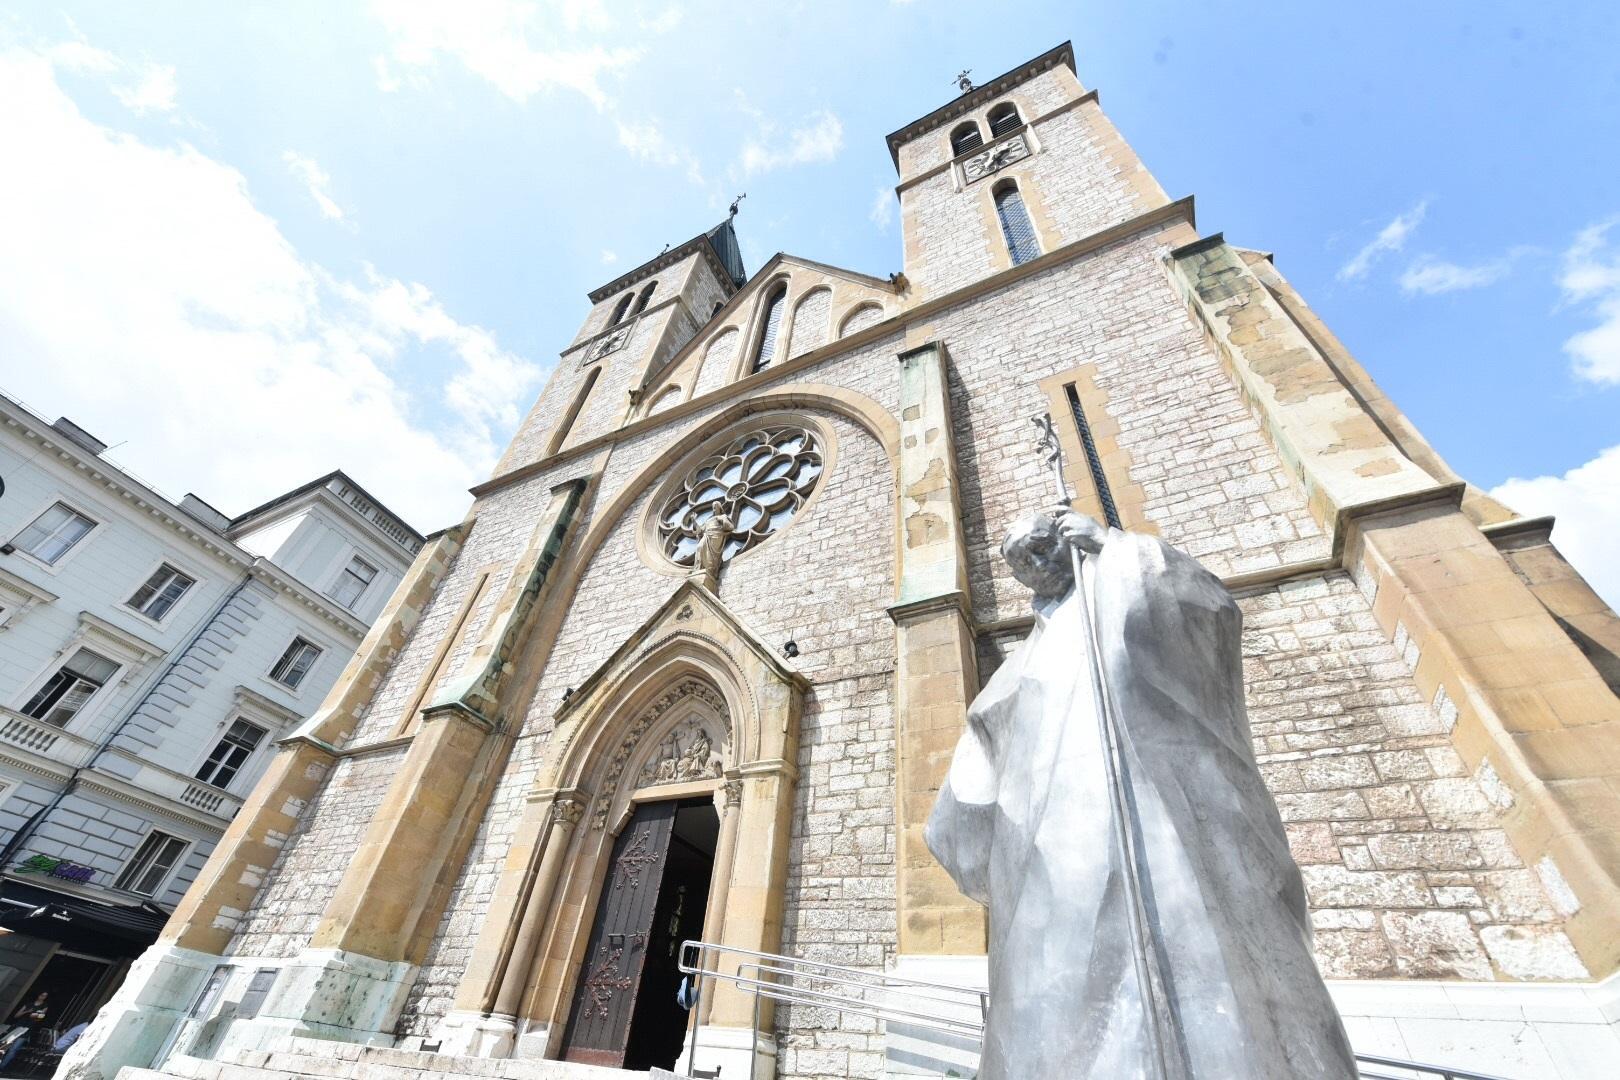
(965, 134, 1030, 183)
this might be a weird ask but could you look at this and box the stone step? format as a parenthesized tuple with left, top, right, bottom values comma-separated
(115, 1042, 690, 1080)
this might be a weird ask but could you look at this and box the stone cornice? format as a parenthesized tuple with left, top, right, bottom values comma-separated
(472, 197, 1196, 500)
(247, 559, 366, 639)
(0, 399, 386, 637)
(885, 41, 1076, 168)
(587, 231, 737, 304)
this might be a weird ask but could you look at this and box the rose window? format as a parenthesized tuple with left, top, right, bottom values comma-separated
(658, 426, 824, 565)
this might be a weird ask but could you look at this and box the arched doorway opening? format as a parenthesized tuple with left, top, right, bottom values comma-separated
(556, 796, 719, 1070)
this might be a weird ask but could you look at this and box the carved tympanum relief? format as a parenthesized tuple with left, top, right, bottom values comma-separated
(590, 678, 730, 830)
(638, 719, 723, 787)
(656, 425, 824, 567)
(964, 133, 1031, 183)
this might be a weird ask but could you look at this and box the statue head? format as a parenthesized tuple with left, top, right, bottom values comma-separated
(1002, 512, 1075, 600)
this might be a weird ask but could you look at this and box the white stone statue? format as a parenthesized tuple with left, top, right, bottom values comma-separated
(927, 508, 1357, 1080)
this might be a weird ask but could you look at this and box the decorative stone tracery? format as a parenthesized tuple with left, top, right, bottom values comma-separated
(656, 426, 824, 567)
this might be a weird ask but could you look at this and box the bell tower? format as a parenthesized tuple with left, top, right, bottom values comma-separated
(494, 218, 747, 475)
(886, 42, 1172, 303)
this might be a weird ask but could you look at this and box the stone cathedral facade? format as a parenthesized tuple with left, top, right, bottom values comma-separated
(68, 42, 1620, 1080)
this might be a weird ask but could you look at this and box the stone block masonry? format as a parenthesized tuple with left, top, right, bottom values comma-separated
(1241, 572, 1586, 982)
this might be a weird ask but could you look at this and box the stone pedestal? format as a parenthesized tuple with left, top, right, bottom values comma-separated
(57, 943, 218, 1080)
(211, 949, 412, 1058)
(673, 1024, 775, 1079)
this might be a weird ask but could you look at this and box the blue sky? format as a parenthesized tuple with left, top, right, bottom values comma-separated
(0, 2, 1615, 601)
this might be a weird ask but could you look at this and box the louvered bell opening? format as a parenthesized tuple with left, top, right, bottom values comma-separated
(987, 104, 1022, 138)
(753, 289, 786, 371)
(950, 122, 983, 157)
(995, 185, 1040, 267)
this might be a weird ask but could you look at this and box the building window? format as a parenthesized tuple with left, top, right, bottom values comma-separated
(751, 285, 787, 373)
(196, 719, 268, 790)
(631, 281, 657, 316)
(127, 564, 196, 621)
(994, 180, 1040, 267)
(114, 830, 188, 896)
(608, 293, 634, 326)
(950, 121, 983, 157)
(20, 648, 119, 727)
(658, 425, 824, 565)
(987, 101, 1023, 138)
(12, 502, 95, 565)
(327, 555, 378, 610)
(269, 637, 321, 689)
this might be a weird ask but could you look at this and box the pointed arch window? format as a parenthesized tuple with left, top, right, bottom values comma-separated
(993, 181, 1040, 267)
(950, 121, 984, 157)
(608, 292, 634, 326)
(631, 281, 657, 316)
(751, 284, 787, 373)
(987, 102, 1022, 138)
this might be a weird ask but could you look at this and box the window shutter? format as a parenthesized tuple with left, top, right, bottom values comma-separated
(951, 124, 983, 157)
(988, 104, 1022, 137)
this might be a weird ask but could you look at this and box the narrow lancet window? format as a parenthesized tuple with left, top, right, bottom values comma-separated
(632, 281, 657, 316)
(994, 181, 1040, 267)
(608, 292, 634, 325)
(751, 285, 787, 372)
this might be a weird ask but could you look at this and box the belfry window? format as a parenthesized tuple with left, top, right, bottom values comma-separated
(950, 121, 983, 157)
(751, 285, 787, 373)
(987, 102, 1022, 138)
(994, 180, 1040, 267)
(631, 281, 657, 316)
(608, 292, 634, 326)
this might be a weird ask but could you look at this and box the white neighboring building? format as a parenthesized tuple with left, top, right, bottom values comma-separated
(0, 393, 423, 1060)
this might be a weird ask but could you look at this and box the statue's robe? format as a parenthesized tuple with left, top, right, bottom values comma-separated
(927, 529, 1356, 1079)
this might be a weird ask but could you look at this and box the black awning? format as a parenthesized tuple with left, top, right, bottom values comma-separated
(0, 880, 169, 955)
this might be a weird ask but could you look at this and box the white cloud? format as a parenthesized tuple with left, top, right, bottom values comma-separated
(737, 110, 844, 177)
(1399, 255, 1512, 295)
(869, 186, 894, 231)
(638, 6, 684, 33)
(283, 150, 347, 222)
(44, 39, 177, 114)
(600, 249, 618, 264)
(1493, 444, 1620, 610)
(1558, 219, 1620, 384)
(1338, 200, 1428, 281)
(369, 0, 642, 109)
(616, 119, 703, 184)
(0, 45, 542, 529)
(112, 62, 177, 114)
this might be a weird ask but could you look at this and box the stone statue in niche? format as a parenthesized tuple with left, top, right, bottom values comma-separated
(639, 720, 723, 788)
(927, 508, 1357, 1080)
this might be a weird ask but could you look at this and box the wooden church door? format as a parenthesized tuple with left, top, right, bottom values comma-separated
(559, 800, 678, 1066)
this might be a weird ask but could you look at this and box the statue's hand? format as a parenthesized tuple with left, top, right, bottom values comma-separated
(1053, 509, 1107, 555)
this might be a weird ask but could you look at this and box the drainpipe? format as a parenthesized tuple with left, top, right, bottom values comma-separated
(0, 573, 253, 871)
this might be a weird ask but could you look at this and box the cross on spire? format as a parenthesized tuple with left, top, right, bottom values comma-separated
(729, 192, 747, 218)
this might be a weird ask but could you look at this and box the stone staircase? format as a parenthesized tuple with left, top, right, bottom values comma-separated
(115, 1037, 689, 1080)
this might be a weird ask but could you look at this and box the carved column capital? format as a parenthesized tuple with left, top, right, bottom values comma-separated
(723, 778, 744, 808)
(551, 794, 587, 827)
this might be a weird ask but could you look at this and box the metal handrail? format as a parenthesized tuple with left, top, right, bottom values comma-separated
(676, 939, 1518, 1080)
(1353, 1052, 1517, 1080)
